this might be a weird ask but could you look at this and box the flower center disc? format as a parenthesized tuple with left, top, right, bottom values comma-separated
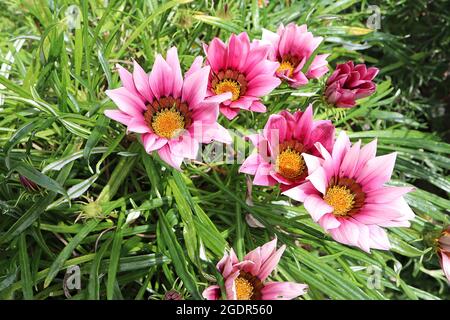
(151, 107, 185, 139)
(277, 60, 295, 78)
(234, 276, 254, 300)
(276, 148, 305, 180)
(324, 186, 355, 216)
(214, 79, 241, 101)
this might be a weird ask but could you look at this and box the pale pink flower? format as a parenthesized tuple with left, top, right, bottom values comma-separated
(239, 105, 335, 192)
(203, 238, 308, 300)
(325, 61, 379, 108)
(104, 47, 232, 169)
(437, 228, 450, 282)
(262, 23, 329, 88)
(204, 32, 281, 120)
(283, 131, 415, 252)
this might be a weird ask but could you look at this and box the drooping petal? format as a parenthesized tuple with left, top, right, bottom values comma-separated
(202, 285, 221, 300)
(157, 145, 184, 170)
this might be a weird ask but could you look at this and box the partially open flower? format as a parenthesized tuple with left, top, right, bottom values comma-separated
(437, 227, 450, 282)
(204, 33, 281, 120)
(104, 47, 232, 170)
(325, 61, 378, 108)
(262, 23, 329, 88)
(283, 131, 415, 252)
(239, 105, 335, 192)
(203, 238, 308, 300)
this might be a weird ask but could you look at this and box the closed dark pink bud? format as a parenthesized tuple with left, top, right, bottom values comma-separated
(325, 61, 378, 108)
(164, 289, 183, 300)
(19, 175, 40, 192)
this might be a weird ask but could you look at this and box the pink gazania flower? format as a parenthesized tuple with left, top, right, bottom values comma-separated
(104, 47, 232, 169)
(283, 131, 415, 252)
(325, 61, 379, 108)
(437, 227, 450, 282)
(239, 105, 335, 192)
(262, 23, 329, 88)
(203, 238, 308, 300)
(204, 32, 281, 120)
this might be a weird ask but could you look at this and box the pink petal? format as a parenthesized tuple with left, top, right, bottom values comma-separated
(354, 138, 377, 173)
(258, 245, 286, 281)
(104, 109, 132, 126)
(148, 54, 173, 99)
(168, 133, 199, 160)
(293, 104, 313, 143)
(302, 153, 323, 175)
(142, 133, 167, 153)
(306, 167, 328, 195)
(331, 131, 351, 176)
(261, 282, 308, 300)
(282, 181, 317, 202)
(365, 186, 414, 204)
(220, 105, 240, 120)
(246, 75, 281, 97)
(116, 64, 144, 101)
(185, 56, 204, 79)
(157, 145, 184, 170)
(304, 194, 333, 222)
(204, 38, 226, 72)
(105, 87, 146, 117)
(249, 100, 267, 113)
(253, 163, 277, 186)
(339, 140, 361, 178)
(263, 114, 288, 143)
(132, 60, 153, 102)
(318, 213, 341, 230)
(239, 154, 265, 175)
(202, 285, 220, 300)
(440, 252, 450, 282)
(165, 47, 183, 98)
(182, 66, 210, 108)
(258, 238, 278, 264)
(367, 225, 390, 251)
(127, 117, 150, 133)
(357, 152, 397, 191)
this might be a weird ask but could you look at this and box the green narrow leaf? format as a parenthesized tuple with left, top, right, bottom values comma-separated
(18, 234, 33, 300)
(88, 238, 112, 300)
(107, 209, 125, 300)
(159, 210, 202, 299)
(44, 219, 99, 288)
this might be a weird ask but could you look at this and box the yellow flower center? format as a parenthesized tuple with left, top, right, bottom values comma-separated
(277, 60, 295, 78)
(214, 79, 241, 101)
(324, 186, 355, 216)
(276, 148, 305, 180)
(151, 107, 185, 139)
(234, 276, 254, 300)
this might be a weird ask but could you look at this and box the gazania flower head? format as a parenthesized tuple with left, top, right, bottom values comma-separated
(283, 131, 415, 252)
(204, 32, 281, 120)
(437, 227, 450, 282)
(203, 238, 308, 300)
(262, 23, 329, 88)
(239, 105, 335, 191)
(325, 61, 379, 108)
(104, 47, 232, 169)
